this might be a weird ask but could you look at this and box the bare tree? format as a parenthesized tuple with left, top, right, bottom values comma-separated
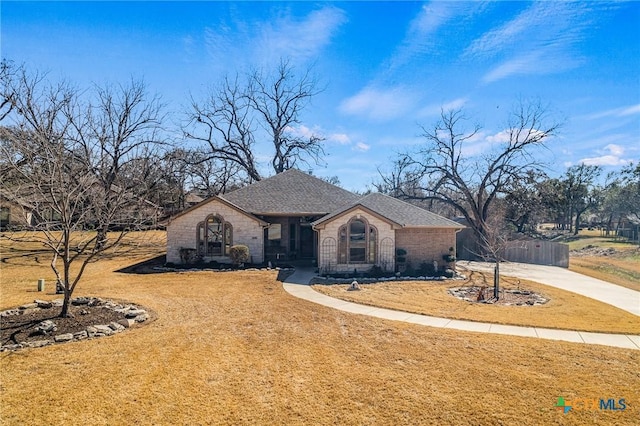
(183, 75, 261, 182)
(185, 151, 245, 196)
(379, 101, 561, 249)
(0, 60, 20, 121)
(1, 65, 165, 317)
(248, 59, 325, 173)
(184, 59, 325, 182)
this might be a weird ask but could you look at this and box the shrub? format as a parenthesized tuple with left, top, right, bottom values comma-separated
(403, 261, 416, 277)
(229, 245, 250, 266)
(396, 248, 407, 264)
(418, 262, 437, 276)
(179, 248, 198, 265)
(370, 265, 385, 278)
(442, 254, 456, 263)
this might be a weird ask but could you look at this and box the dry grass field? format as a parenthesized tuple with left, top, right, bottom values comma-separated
(313, 272, 640, 334)
(565, 232, 640, 292)
(1, 232, 639, 425)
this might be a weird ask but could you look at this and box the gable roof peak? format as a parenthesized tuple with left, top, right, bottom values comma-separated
(220, 168, 360, 215)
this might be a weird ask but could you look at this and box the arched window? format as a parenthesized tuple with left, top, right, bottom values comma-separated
(337, 217, 377, 264)
(197, 214, 233, 257)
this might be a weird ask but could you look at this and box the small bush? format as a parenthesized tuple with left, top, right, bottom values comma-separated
(370, 265, 385, 278)
(442, 254, 456, 263)
(418, 262, 437, 276)
(179, 248, 198, 265)
(229, 245, 250, 266)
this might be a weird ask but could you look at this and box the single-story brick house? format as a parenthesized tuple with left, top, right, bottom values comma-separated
(166, 169, 464, 273)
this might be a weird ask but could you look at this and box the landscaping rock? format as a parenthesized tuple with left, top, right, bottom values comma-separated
(35, 320, 57, 334)
(125, 309, 146, 318)
(117, 318, 135, 328)
(54, 333, 74, 342)
(134, 313, 149, 323)
(73, 330, 88, 340)
(26, 339, 53, 348)
(109, 322, 125, 332)
(1, 344, 23, 351)
(35, 300, 53, 309)
(93, 325, 114, 335)
(347, 280, 361, 291)
(2, 298, 152, 352)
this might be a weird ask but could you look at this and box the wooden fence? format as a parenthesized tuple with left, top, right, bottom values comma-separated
(502, 240, 569, 268)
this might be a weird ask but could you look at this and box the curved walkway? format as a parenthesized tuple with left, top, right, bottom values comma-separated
(282, 266, 640, 350)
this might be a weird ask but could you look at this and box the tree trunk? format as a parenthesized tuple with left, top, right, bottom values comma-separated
(493, 261, 500, 300)
(60, 290, 71, 317)
(573, 211, 582, 235)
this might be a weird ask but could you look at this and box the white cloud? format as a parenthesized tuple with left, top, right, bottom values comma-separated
(258, 7, 347, 64)
(285, 124, 318, 140)
(328, 133, 351, 145)
(204, 6, 346, 69)
(620, 104, 640, 116)
(485, 130, 511, 144)
(340, 85, 418, 121)
(417, 97, 468, 117)
(388, 2, 484, 71)
(583, 104, 640, 120)
(466, 1, 607, 83)
(579, 144, 633, 166)
(354, 142, 370, 152)
(606, 144, 625, 156)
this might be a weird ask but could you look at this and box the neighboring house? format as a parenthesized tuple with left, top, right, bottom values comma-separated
(166, 169, 464, 273)
(0, 191, 37, 230)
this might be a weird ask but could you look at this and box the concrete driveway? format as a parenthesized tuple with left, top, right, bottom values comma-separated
(457, 261, 640, 316)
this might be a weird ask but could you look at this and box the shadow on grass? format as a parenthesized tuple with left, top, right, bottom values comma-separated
(116, 255, 167, 274)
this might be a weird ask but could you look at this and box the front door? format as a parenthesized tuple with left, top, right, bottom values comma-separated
(299, 225, 315, 259)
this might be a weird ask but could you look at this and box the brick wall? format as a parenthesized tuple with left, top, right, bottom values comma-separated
(395, 228, 457, 269)
(317, 208, 396, 274)
(167, 199, 264, 264)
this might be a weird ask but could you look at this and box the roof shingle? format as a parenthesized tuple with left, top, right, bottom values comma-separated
(220, 169, 360, 215)
(313, 192, 464, 228)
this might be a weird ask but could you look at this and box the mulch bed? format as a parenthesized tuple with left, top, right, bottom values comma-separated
(1, 300, 147, 348)
(448, 286, 548, 306)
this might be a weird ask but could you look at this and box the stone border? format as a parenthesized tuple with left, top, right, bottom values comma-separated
(448, 286, 549, 306)
(0, 297, 151, 352)
(311, 273, 466, 285)
(151, 265, 293, 273)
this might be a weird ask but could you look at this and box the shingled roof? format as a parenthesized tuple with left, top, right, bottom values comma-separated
(220, 169, 360, 215)
(313, 192, 464, 228)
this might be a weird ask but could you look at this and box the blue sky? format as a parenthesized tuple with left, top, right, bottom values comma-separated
(2, 1, 639, 192)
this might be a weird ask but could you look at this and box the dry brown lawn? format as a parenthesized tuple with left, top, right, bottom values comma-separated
(565, 232, 640, 292)
(570, 254, 640, 292)
(1, 233, 639, 425)
(313, 272, 640, 334)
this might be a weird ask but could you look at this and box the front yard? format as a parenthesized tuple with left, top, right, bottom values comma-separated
(1, 233, 638, 425)
(312, 271, 640, 334)
(565, 231, 640, 292)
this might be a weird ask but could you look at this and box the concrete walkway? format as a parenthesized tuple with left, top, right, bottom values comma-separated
(282, 267, 640, 350)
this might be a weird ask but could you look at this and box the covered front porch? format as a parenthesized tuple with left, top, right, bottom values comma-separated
(261, 215, 322, 264)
